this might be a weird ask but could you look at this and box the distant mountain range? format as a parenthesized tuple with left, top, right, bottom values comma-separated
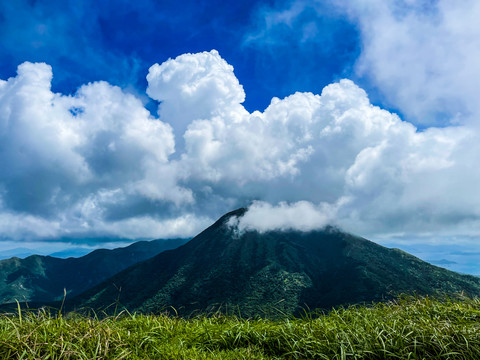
(71, 209, 480, 318)
(0, 248, 41, 260)
(0, 238, 188, 304)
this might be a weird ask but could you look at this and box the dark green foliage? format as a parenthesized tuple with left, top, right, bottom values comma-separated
(0, 238, 188, 304)
(73, 209, 480, 318)
(2, 296, 480, 359)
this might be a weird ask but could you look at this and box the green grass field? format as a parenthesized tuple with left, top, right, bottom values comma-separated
(1, 295, 480, 359)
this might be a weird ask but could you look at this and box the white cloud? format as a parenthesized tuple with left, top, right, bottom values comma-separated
(97, 214, 212, 239)
(146, 50, 246, 137)
(0, 61, 197, 240)
(230, 201, 339, 233)
(1, 51, 480, 246)
(178, 77, 415, 202)
(0, 211, 61, 240)
(246, 0, 480, 127)
(338, 124, 480, 238)
(153, 52, 480, 240)
(181, 92, 317, 182)
(337, 0, 480, 125)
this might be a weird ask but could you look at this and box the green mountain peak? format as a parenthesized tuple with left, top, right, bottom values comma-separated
(72, 209, 480, 318)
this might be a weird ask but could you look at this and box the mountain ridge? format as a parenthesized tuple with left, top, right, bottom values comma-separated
(0, 238, 189, 304)
(71, 209, 480, 318)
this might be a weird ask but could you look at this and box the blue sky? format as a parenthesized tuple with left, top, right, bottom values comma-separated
(1, 0, 480, 274)
(0, 0, 360, 113)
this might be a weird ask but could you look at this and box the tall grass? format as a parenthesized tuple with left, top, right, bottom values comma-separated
(1, 295, 480, 359)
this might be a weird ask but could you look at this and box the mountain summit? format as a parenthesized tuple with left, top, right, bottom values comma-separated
(74, 209, 480, 317)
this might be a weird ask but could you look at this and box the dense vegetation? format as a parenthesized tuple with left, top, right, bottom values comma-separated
(1, 295, 480, 359)
(0, 238, 188, 304)
(75, 209, 480, 317)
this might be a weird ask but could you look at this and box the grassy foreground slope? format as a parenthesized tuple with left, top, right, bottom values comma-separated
(2, 296, 480, 359)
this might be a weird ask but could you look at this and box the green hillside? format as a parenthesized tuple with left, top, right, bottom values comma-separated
(0, 238, 188, 304)
(73, 209, 480, 317)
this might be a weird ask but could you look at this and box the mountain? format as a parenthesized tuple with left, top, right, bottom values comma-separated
(73, 209, 480, 318)
(0, 238, 188, 304)
(0, 248, 43, 260)
(48, 248, 96, 258)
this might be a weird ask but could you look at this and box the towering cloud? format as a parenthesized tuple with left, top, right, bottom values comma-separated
(147, 50, 246, 136)
(0, 61, 195, 240)
(0, 51, 479, 244)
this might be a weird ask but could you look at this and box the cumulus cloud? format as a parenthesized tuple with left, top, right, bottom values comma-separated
(250, 0, 480, 126)
(0, 61, 195, 241)
(335, 0, 480, 125)
(146, 50, 246, 137)
(339, 125, 480, 236)
(1, 50, 480, 246)
(177, 73, 418, 203)
(146, 51, 480, 240)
